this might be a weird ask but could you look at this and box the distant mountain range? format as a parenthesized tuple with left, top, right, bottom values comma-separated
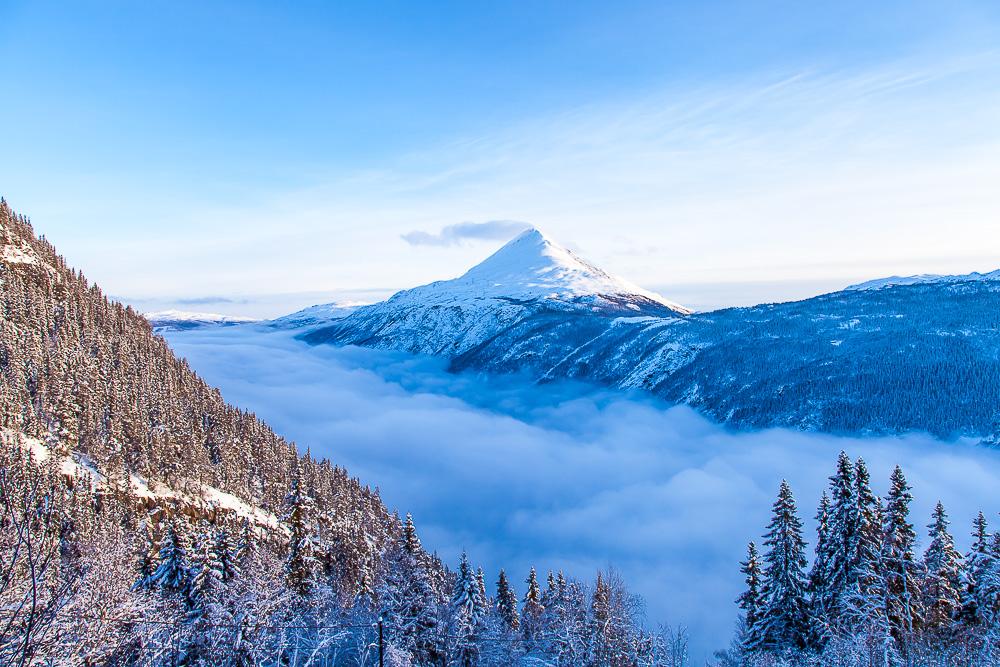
(144, 309, 259, 332)
(287, 229, 1000, 442)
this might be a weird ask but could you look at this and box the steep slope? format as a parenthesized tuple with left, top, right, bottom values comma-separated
(303, 228, 689, 358)
(0, 200, 397, 593)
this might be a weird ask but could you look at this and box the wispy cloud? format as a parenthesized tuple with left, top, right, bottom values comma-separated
(401, 220, 532, 246)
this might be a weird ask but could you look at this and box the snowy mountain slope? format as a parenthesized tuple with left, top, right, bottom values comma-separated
(303, 228, 689, 356)
(847, 268, 1000, 291)
(296, 230, 1000, 440)
(267, 301, 363, 330)
(144, 309, 259, 332)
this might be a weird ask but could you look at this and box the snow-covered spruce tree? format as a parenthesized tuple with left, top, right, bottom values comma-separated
(283, 477, 320, 596)
(818, 451, 861, 635)
(522, 566, 545, 644)
(921, 501, 964, 632)
(754, 480, 811, 653)
(449, 551, 482, 666)
(959, 511, 993, 628)
(476, 566, 489, 611)
(188, 526, 226, 620)
(882, 465, 923, 644)
(737, 541, 763, 651)
(214, 526, 240, 583)
(379, 516, 443, 664)
(838, 458, 890, 644)
(150, 520, 189, 594)
(807, 491, 832, 646)
(235, 517, 257, 564)
(496, 568, 520, 631)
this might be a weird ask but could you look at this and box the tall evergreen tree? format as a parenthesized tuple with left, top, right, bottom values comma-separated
(959, 511, 993, 627)
(150, 520, 189, 593)
(807, 491, 832, 645)
(496, 569, 520, 631)
(840, 458, 888, 633)
(188, 529, 225, 620)
(882, 465, 922, 642)
(922, 502, 963, 631)
(820, 451, 861, 632)
(214, 527, 239, 583)
(737, 541, 763, 651)
(450, 552, 481, 666)
(283, 478, 320, 595)
(755, 481, 811, 652)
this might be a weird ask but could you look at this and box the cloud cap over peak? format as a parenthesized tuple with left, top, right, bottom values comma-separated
(402, 220, 533, 247)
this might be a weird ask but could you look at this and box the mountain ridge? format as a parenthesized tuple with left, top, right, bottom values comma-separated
(296, 231, 1000, 442)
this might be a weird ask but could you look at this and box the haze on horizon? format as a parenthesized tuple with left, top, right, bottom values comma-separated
(3, 1, 1000, 317)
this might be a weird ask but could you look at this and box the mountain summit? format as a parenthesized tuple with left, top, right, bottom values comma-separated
(385, 227, 689, 313)
(300, 229, 687, 357)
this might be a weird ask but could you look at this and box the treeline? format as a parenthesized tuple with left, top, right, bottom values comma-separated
(720, 453, 999, 666)
(0, 199, 687, 666)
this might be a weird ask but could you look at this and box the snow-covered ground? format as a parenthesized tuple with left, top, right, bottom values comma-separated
(3, 428, 280, 530)
(164, 324, 1000, 661)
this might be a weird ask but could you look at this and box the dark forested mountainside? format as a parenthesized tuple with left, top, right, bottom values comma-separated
(0, 201, 685, 666)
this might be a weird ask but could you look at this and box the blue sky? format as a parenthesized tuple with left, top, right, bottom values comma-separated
(3, 1, 1000, 315)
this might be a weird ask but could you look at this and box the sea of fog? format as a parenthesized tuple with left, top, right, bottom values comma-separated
(164, 325, 1000, 660)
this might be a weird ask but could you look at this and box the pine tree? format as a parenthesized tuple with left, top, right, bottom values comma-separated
(235, 518, 257, 564)
(402, 513, 421, 555)
(475, 566, 489, 615)
(378, 533, 442, 665)
(959, 511, 993, 627)
(150, 520, 189, 593)
(283, 478, 320, 595)
(922, 501, 963, 631)
(188, 529, 225, 620)
(737, 541, 763, 651)
(524, 566, 543, 619)
(496, 568, 520, 631)
(839, 458, 888, 634)
(820, 451, 861, 632)
(450, 551, 481, 666)
(978, 532, 1000, 630)
(808, 490, 832, 645)
(214, 527, 239, 583)
(882, 465, 922, 642)
(755, 480, 810, 652)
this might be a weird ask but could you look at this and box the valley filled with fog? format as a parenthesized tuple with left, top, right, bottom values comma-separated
(166, 325, 1000, 659)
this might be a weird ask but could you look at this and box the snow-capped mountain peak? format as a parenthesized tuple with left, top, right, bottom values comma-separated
(388, 227, 690, 313)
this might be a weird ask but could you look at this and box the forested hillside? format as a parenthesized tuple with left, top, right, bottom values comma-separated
(0, 201, 684, 665)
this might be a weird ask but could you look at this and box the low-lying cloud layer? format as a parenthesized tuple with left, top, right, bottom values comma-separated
(401, 220, 532, 246)
(166, 326, 1000, 659)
